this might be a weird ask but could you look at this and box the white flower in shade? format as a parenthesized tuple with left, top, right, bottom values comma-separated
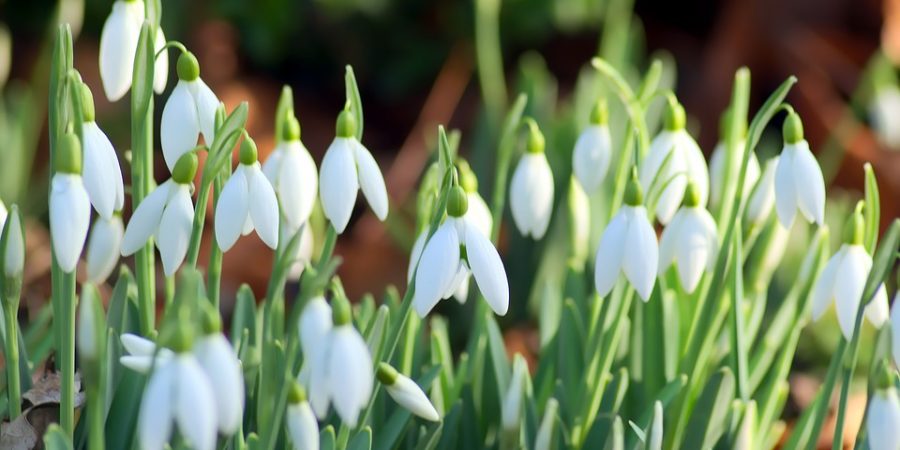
(867, 387, 900, 450)
(658, 183, 718, 294)
(774, 112, 825, 228)
(50, 134, 91, 273)
(892, 295, 900, 369)
(86, 215, 124, 283)
(595, 170, 658, 301)
(216, 136, 279, 252)
(98, 0, 168, 101)
(639, 101, 709, 224)
(319, 110, 388, 233)
(744, 157, 778, 226)
(510, 122, 553, 239)
(138, 353, 217, 450)
(193, 331, 244, 435)
(534, 398, 558, 450)
(709, 141, 759, 209)
(811, 211, 888, 340)
(287, 383, 319, 450)
(412, 186, 509, 317)
(160, 52, 219, 172)
(298, 297, 333, 416)
(262, 115, 318, 231)
(377, 363, 440, 421)
(501, 354, 529, 431)
(572, 101, 612, 193)
(78, 84, 124, 220)
(121, 153, 198, 276)
(870, 86, 900, 149)
(3, 205, 24, 278)
(284, 223, 315, 281)
(648, 401, 663, 450)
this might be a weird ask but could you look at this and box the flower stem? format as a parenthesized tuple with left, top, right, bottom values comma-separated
(474, 0, 506, 124)
(207, 173, 226, 308)
(87, 386, 105, 450)
(58, 270, 76, 435)
(3, 301, 22, 419)
(186, 182, 212, 268)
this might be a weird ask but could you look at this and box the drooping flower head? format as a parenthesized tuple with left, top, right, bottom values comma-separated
(709, 109, 759, 209)
(319, 109, 388, 233)
(216, 133, 280, 251)
(262, 113, 318, 234)
(2, 204, 24, 280)
(774, 110, 825, 228)
(572, 98, 612, 193)
(286, 382, 319, 450)
(510, 119, 554, 239)
(744, 156, 778, 227)
(99, 0, 168, 101)
(867, 366, 900, 450)
(639, 99, 709, 224)
(377, 362, 440, 422)
(79, 82, 125, 220)
(658, 182, 718, 294)
(86, 214, 124, 283)
(161, 51, 219, 172)
(869, 85, 900, 150)
(50, 133, 91, 273)
(192, 306, 245, 435)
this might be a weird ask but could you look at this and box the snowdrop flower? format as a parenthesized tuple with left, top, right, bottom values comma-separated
(119, 333, 174, 373)
(774, 111, 825, 228)
(99, 0, 168, 101)
(534, 398, 559, 450)
(658, 182, 718, 294)
(86, 215, 124, 283)
(319, 109, 388, 233)
(287, 383, 319, 450)
(595, 169, 658, 301)
(121, 153, 198, 276)
(298, 296, 332, 415)
(892, 295, 900, 369)
(709, 111, 759, 209)
(377, 362, 440, 421)
(285, 223, 315, 281)
(79, 83, 125, 220)
(870, 85, 900, 149)
(411, 186, 509, 317)
(510, 120, 554, 239)
(263, 114, 318, 231)
(50, 133, 91, 273)
(160, 52, 219, 172)
(639, 99, 709, 224)
(501, 354, 529, 431)
(811, 208, 889, 340)
(192, 311, 245, 435)
(572, 99, 612, 193)
(867, 385, 900, 450)
(216, 134, 279, 251)
(744, 157, 778, 226)
(3, 204, 23, 279)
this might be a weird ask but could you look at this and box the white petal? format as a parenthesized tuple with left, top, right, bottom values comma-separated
(320, 138, 359, 233)
(464, 219, 509, 316)
(50, 174, 91, 273)
(157, 185, 194, 276)
(640, 131, 677, 194)
(286, 224, 315, 281)
(353, 142, 389, 221)
(121, 333, 157, 356)
(246, 163, 280, 249)
(262, 147, 283, 185)
(674, 208, 716, 294)
(412, 222, 461, 317)
(681, 133, 710, 207)
(215, 166, 250, 252)
(328, 326, 373, 427)
(87, 215, 124, 283)
(509, 153, 554, 238)
(891, 295, 900, 369)
(594, 208, 629, 297)
(867, 389, 900, 450)
(834, 245, 872, 340)
(287, 402, 320, 450)
(386, 374, 440, 421)
(188, 79, 219, 146)
(278, 141, 318, 230)
(774, 147, 798, 228)
(865, 284, 890, 328)
(789, 141, 826, 226)
(82, 122, 123, 219)
(3, 209, 23, 277)
(193, 334, 244, 434)
(810, 248, 842, 321)
(745, 156, 778, 225)
(572, 125, 612, 193)
(138, 360, 174, 450)
(622, 206, 658, 301)
(174, 356, 217, 450)
(153, 27, 168, 94)
(442, 263, 469, 300)
(300, 297, 333, 418)
(99, 0, 143, 101)
(407, 231, 428, 283)
(122, 180, 172, 256)
(466, 192, 493, 238)
(453, 275, 471, 303)
(161, 81, 201, 172)
(657, 209, 684, 275)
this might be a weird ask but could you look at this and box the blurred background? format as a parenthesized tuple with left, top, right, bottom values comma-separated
(1, 0, 899, 444)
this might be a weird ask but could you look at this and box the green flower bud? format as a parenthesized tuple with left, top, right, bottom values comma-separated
(336, 110, 356, 138)
(167, 323, 194, 353)
(80, 83, 95, 123)
(201, 305, 222, 335)
(664, 100, 686, 131)
(682, 181, 701, 208)
(332, 295, 352, 326)
(288, 381, 307, 404)
(457, 160, 478, 193)
(176, 51, 200, 82)
(172, 152, 199, 184)
(282, 114, 301, 142)
(590, 98, 608, 125)
(376, 362, 399, 385)
(56, 133, 83, 175)
(240, 132, 258, 165)
(783, 111, 804, 144)
(842, 205, 865, 246)
(623, 167, 643, 206)
(525, 119, 545, 154)
(447, 186, 469, 218)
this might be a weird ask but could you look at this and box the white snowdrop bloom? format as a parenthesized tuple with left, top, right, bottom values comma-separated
(510, 121, 554, 239)
(412, 186, 509, 317)
(3, 205, 24, 278)
(119, 333, 174, 373)
(811, 211, 888, 340)
(160, 52, 219, 172)
(867, 387, 900, 450)
(534, 398, 558, 450)
(99, 0, 168, 101)
(319, 110, 388, 233)
(79, 84, 125, 220)
(639, 101, 709, 224)
(377, 363, 440, 421)
(658, 183, 718, 294)
(138, 352, 217, 450)
(501, 354, 529, 431)
(193, 330, 245, 435)
(121, 153, 198, 276)
(216, 135, 279, 251)
(774, 111, 825, 228)
(287, 383, 319, 450)
(50, 134, 91, 273)
(744, 156, 778, 226)
(262, 115, 318, 231)
(892, 294, 900, 369)
(572, 100, 612, 193)
(86, 215, 124, 283)
(648, 401, 663, 450)
(594, 170, 658, 301)
(870, 86, 900, 149)
(709, 141, 759, 209)
(298, 296, 333, 417)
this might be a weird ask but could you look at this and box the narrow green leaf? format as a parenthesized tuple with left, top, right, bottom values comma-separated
(275, 85, 294, 144)
(603, 417, 625, 450)
(863, 163, 880, 254)
(320, 426, 337, 450)
(345, 65, 364, 140)
(130, 23, 155, 121)
(489, 93, 528, 242)
(43, 424, 74, 450)
(682, 368, 736, 449)
(348, 427, 372, 450)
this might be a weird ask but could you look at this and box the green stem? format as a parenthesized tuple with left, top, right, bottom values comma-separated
(207, 174, 226, 308)
(132, 95, 156, 335)
(59, 271, 76, 435)
(474, 0, 506, 123)
(3, 302, 21, 419)
(87, 386, 105, 450)
(830, 319, 864, 449)
(796, 339, 846, 450)
(186, 182, 212, 268)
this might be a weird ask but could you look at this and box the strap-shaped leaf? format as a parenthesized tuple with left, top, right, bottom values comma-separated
(682, 368, 735, 449)
(130, 22, 155, 121)
(863, 163, 880, 253)
(345, 65, 364, 140)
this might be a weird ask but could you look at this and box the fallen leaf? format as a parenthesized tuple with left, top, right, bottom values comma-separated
(23, 372, 85, 409)
(0, 413, 38, 450)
